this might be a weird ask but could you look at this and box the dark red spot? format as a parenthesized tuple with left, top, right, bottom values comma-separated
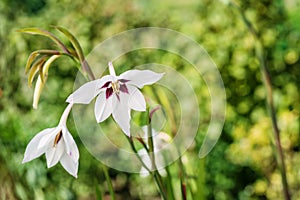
(106, 88, 113, 99)
(119, 79, 130, 83)
(101, 81, 111, 89)
(120, 84, 129, 94)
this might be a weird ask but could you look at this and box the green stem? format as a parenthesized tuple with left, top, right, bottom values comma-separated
(125, 134, 167, 199)
(147, 108, 169, 200)
(147, 120, 156, 171)
(230, 2, 290, 200)
(255, 42, 290, 200)
(102, 164, 116, 200)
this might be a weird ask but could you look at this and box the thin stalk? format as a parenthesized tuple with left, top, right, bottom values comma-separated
(148, 108, 169, 199)
(125, 135, 168, 199)
(230, 2, 290, 199)
(255, 42, 290, 200)
(178, 155, 187, 200)
(165, 166, 176, 200)
(147, 120, 156, 171)
(102, 164, 116, 200)
(125, 135, 152, 172)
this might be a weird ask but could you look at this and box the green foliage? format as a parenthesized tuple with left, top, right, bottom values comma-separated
(0, 0, 299, 199)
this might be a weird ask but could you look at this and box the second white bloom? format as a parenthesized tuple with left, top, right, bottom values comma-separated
(67, 62, 164, 136)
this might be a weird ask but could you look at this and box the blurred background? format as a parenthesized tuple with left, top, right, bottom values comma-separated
(0, 0, 299, 199)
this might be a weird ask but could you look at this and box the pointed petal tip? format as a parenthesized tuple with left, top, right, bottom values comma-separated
(22, 157, 29, 164)
(123, 130, 131, 137)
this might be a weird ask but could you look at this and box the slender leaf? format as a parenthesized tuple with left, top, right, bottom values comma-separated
(95, 184, 103, 200)
(54, 26, 95, 80)
(17, 28, 70, 53)
(54, 26, 84, 62)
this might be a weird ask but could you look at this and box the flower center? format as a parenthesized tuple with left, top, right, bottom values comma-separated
(111, 81, 120, 94)
(53, 131, 62, 147)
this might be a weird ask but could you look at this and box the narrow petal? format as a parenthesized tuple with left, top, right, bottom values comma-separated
(112, 94, 131, 136)
(22, 128, 56, 163)
(60, 153, 78, 178)
(108, 62, 116, 76)
(119, 70, 164, 88)
(127, 86, 146, 111)
(138, 149, 152, 170)
(94, 92, 113, 123)
(62, 127, 79, 163)
(45, 140, 65, 168)
(138, 149, 150, 177)
(66, 75, 113, 104)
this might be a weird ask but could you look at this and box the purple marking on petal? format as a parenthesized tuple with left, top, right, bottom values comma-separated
(116, 94, 120, 101)
(120, 84, 129, 94)
(118, 79, 130, 83)
(101, 81, 111, 89)
(69, 152, 72, 156)
(106, 88, 113, 99)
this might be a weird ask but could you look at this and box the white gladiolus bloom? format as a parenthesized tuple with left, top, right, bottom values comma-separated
(22, 103, 79, 178)
(67, 62, 164, 136)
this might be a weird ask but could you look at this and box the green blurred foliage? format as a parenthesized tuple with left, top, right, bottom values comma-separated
(0, 0, 299, 199)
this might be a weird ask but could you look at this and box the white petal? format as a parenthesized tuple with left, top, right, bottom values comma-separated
(119, 70, 164, 88)
(94, 91, 113, 123)
(37, 128, 58, 149)
(66, 75, 114, 104)
(45, 140, 65, 168)
(108, 62, 116, 76)
(112, 94, 131, 136)
(127, 86, 146, 111)
(60, 154, 78, 178)
(138, 149, 150, 177)
(62, 127, 79, 163)
(140, 166, 150, 177)
(66, 80, 100, 104)
(139, 149, 152, 170)
(22, 128, 56, 163)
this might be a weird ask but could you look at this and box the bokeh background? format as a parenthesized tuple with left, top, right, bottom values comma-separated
(0, 0, 299, 199)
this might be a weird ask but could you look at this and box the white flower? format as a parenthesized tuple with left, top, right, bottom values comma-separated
(138, 127, 171, 177)
(66, 62, 164, 136)
(22, 103, 79, 178)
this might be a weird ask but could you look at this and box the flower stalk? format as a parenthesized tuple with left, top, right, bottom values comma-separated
(229, 2, 291, 199)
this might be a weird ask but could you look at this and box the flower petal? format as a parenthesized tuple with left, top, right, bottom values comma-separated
(94, 92, 113, 123)
(62, 127, 79, 163)
(37, 128, 59, 149)
(66, 76, 113, 104)
(119, 70, 164, 88)
(45, 139, 65, 168)
(112, 94, 131, 136)
(138, 149, 150, 177)
(127, 86, 146, 111)
(22, 128, 56, 164)
(60, 154, 78, 178)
